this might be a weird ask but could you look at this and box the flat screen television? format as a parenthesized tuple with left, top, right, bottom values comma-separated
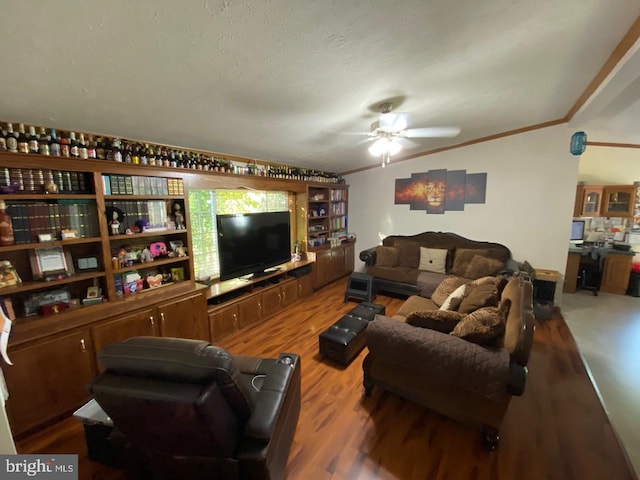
(570, 219, 585, 244)
(217, 211, 291, 280)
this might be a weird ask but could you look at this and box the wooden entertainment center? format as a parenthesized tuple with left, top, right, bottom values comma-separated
(0, 151, 352, 437)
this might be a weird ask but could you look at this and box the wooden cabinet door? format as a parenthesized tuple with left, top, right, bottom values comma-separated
(92, 308, 157, 357)
(281, 279, 298, 307)
(209, 304, 238, 342)
(238, 294, 262, 329)
(344, 243, 355, 274)
(297, 274, 314, 298)
(313, 249, 332, 289)
(261, 287, 282, 317)
(330, 246, 345, 279)
(581, 186, 603, 216)
(602, 186, 636, 217)
(5, 330, 96, 436)
(600, 254, 633, 295)
(157, 292, 209, 341)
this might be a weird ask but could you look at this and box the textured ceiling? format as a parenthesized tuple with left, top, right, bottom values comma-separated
(1, 1, 639, 174)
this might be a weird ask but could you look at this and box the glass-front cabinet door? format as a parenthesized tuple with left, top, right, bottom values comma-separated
(582, 187, 602, 216)
(602, 186, 636, 217)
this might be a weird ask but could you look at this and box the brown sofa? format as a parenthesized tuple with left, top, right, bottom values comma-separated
(359, 231, 513, 298)
(363, 274, 534, 450)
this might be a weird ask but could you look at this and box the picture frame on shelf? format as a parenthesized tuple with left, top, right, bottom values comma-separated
(30, 247, 70, 280)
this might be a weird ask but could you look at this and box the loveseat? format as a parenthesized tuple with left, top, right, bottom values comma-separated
(359, 231, 514, 298)
(363, 274, 534, 450)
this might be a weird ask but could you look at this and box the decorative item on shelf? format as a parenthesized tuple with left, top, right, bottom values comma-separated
(172, 200, 185, 230)
(60, 229, 78, 240)
(0, 261, 21, 288)
(140, 247, 153, 263)
(169, 240, 186, 257)
(37, 233, 54, 242)
(30, 247, 72, 281)
(19, 288, 71, 317)
(145, 273, 163, 288)
(150, 242, 168, 258)
(106, 206, 125, 236)
(44, 180, 58, 194)
(170, 267, 185, 281)
(82, 285, 103, 305)
(122, 271, 143, 295)
(76, 256, 99, 272)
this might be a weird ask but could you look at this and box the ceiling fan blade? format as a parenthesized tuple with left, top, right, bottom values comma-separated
(403, 127, 461, 138)
(378, 112, 408, 132)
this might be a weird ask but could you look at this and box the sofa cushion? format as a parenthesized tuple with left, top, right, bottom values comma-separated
(418, 247, 448, 274)
(394, 295, 439, 319)
(451, 300, 509, 345)
(395, 240, 421, 268)
(464, 254, 505, 279)
(457, 282, 499, 314)
(375, 246, 400, 267)
(451, 248, 490, 277)
(431, 276, 468, 307)
(406, 310, 465, 332)
(439, 283, 468, 311)
(367, 265, 421, 286)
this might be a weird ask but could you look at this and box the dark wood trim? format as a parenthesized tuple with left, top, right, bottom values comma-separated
(586, 141, 640, 149)
(564, 15, 640, 122)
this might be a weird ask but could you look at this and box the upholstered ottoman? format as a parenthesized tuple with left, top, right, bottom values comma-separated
(348, 301, 386, 321)
(319, 315, 369, 365)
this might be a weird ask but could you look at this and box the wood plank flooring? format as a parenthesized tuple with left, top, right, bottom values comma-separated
(16, 278, 637, 480)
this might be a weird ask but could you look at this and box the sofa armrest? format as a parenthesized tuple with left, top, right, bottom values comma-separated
(366, 316, 511, 399)
(359, 246, 378, 267)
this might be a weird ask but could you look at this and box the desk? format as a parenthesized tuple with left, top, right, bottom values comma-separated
(563, 247, 634, 295)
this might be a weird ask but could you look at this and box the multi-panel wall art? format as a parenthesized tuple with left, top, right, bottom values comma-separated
(394, 169, 487, 214)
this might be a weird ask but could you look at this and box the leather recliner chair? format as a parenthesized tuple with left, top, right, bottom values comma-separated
(89, 336, 301, 480)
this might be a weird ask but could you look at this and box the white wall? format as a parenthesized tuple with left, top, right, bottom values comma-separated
(579, 146, 640, 184)
(345, 125, 580, 275)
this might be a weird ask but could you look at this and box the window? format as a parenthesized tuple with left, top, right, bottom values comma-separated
(188, 189, 288, 281)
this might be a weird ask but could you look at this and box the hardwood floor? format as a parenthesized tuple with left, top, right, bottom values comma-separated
(16, 278, 637, 480)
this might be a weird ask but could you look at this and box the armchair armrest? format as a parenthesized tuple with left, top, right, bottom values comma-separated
(359, 246, 378, 266)
(242, 353, 300, 442)
(367, 316, 511, 399)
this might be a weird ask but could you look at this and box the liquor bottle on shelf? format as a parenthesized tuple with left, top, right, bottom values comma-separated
(0, 200, 15, 246)
(5, 123, 17, 153)
(38, 127, 50, 155)
(147, 144, 156, 166)
(78, 133, 88, 159)
(87, 135, 97, 159)
(112, 138, 122, 162)
(17, 123, 29, 154)
(59, 133, 70, 157)
(49, 129, 61, 156)
(28, 126, 39, 154)
(131, 143, 140, 164)
(96, 137, 106, 159)
(0, 124, 7, 152)
(69, 132, 79, 158)
(139, 144, 148, 165)
(123, 142, 132, 163)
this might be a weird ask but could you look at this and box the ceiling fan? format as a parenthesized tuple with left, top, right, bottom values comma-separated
(364, 102, 461, 167)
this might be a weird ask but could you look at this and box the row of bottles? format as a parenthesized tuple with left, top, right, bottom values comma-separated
(0, 121, 345, 183)
(1, 167, 92, 194)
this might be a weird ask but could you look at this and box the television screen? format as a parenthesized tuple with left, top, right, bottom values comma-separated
(217, 211, 291, 280)
(570, 220, 585, 243)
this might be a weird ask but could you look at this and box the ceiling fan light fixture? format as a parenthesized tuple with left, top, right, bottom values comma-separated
(368, 137, 402, 157)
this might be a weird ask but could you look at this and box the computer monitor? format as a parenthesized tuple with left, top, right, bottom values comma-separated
(570, 220, 585, 244)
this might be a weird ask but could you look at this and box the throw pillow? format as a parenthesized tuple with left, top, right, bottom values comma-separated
(439, 283, 467, 311)
(431, 276, 467, 307)
(464, 255, 505, 279)
(450, 300, 509, 345)
(375, 246, 400, 267)
(406, 310, 465, 333)
(457, 282, 499, 314)
(451, 248, 490, 277)
(418, 247, 448, 274)
(395, 240, 421, 268)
